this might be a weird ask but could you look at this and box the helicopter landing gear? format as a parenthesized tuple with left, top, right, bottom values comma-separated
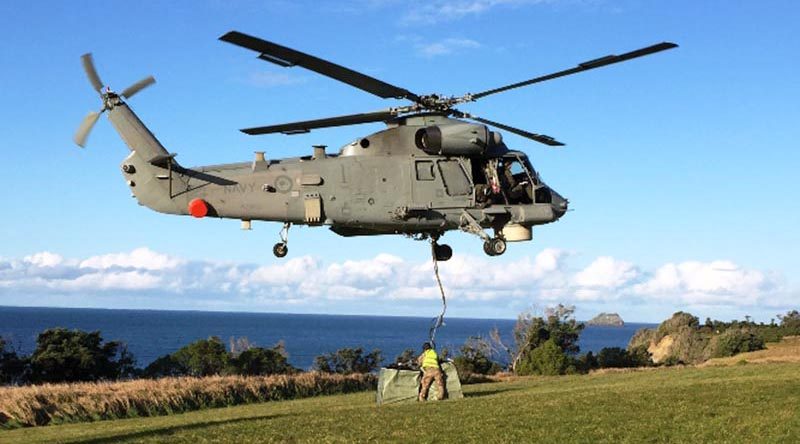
(459, 210, 507, 257)
(273, 222, 290, 258)
(483, 237, 507, 256)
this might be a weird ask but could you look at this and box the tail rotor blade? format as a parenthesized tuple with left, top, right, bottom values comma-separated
(74, 111, 101, 147)
(81, 53, 104, 93)
(121, 76, 156, 99)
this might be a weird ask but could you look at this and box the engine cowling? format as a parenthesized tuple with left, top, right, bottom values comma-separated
(415, 123, 498, 156)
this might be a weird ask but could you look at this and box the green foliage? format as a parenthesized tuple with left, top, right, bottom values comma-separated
(143, 354, 187, 378)
(0, 337, 28, 385)
(512, 304, 584, 375)
(596, 346, 651, 368)
(575, 351, 598, 372)
(779, 310, 800, 333)
(712, 328, 765, 358)
(655, 312, 699, 342)
(171, 337, 229, 377)
(517, 339, 568, 376)
(393, 348, 417, 366)
(627, 328, 656, 350)
(28, 328, 136, 383)
(229, 346, 296, 376)
(453, 336, 502, 376)
(625, 311, 800, 366)
(313, 347, 382, 374)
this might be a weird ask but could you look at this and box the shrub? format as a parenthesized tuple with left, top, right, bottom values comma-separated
(627, 345, 653, 367)
(597, 347, 632, 368)
(627, 328, 656, 350)
(229, 346, 297, 376)
(779, 310, 800, 335)
(143, 354, 187, 378)
(0, 338, 27, 385)
(517, 339, 568, 376)
(596, 346, 651, 368)
(453, 336, 502, 376)
(28, 328, 135, 384)
(171, 337, 229, 377)
(394, 348, 417, 366)
(314, 347, 382, 374)
(656, 312, 699, 342)
(712, 329, 765, 358)
(575, 351, 599, 372)
(509, 304, 584, 373)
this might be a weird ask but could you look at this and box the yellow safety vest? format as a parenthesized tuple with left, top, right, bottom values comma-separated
(422, 349, 439, 369)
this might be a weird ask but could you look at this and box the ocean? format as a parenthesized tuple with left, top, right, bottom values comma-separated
(0, 306, 654, 370)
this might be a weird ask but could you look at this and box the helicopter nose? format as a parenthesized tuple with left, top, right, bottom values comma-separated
(549, 188, 568, 218)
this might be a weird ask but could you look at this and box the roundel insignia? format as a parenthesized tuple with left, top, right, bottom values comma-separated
(274, 176, 293, 193)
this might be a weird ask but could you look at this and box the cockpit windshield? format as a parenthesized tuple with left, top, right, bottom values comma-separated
(505, 153, 540, 186)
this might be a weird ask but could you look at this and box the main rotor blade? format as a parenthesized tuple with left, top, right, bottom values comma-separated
(121, 75, 156, 99)
(467, 114, 564, 146)
(81, 53, 104, 93)
(220, 31, 421, 102)
(74, 111, 101, 147)
(241, 109, 398, 135)
(471, 42, 678, 100)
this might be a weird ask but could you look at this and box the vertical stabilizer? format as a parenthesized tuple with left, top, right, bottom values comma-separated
(107, 102, 170, 161)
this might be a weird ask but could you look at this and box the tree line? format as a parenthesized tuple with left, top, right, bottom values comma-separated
(2, 308, 798, 385)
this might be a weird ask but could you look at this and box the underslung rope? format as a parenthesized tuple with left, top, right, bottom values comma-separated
(428, 240, 447, 348)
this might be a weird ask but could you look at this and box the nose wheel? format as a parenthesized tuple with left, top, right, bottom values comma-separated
(483, 237, 507, 256)
(273, 222, 290, 258)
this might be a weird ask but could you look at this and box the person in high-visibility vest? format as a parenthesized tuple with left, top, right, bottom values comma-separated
(417, 342, 445, 401)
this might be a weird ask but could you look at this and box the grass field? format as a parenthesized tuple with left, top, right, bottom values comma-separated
(3, 359, 799, 443)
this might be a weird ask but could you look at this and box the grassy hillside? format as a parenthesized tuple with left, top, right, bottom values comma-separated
(3, 361, 799, 443)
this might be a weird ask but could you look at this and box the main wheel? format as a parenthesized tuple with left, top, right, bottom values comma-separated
(489, 237, 507, 256)
(273, 242, 288, 258)
(434, 244, 453, 261)
(483, 241, 496, 256)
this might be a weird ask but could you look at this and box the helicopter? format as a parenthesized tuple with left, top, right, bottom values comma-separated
(74, 31, 677, 260)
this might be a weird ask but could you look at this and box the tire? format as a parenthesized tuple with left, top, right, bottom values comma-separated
(490, 237, 507, 256)
(483, 241, 496, 256)
(435, 244, 453, 261)
(273, 242, 288, 258)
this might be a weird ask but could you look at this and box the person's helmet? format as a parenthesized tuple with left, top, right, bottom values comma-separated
(422, 342, 432, 350)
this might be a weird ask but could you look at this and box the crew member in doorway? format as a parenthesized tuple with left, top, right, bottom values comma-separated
(417, 342, 446, 401)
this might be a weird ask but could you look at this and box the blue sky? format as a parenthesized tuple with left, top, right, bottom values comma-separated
(0, 0, 798, 322)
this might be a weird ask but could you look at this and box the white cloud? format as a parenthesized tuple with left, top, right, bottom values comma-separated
(79, 247, 183, 271)
(574, 256, 639, 288)
(400, 0, 551, 25)
(633, 261, 775, 306)
(24, 252, 64, 267)
(0, 247, 793, 320)
(417, 38, 482, 57)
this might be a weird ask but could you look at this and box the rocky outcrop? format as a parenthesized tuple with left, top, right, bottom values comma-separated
(587, 312, 624, 327)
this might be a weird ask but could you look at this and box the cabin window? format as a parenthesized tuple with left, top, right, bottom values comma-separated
(415, 160, 436, 181)
(438, 160, 471, 196)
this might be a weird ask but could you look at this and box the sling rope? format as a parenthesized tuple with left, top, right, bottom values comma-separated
(428, 240, 447, 348)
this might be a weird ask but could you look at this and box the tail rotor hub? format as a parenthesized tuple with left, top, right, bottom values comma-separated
(73, 53, 156, 148)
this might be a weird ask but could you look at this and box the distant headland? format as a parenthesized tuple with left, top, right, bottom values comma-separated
(587, 312, 624, 327)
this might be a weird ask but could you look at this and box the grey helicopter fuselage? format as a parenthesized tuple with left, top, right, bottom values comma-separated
(109, 96, 566, 249)
(81, 32, 675, 258)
